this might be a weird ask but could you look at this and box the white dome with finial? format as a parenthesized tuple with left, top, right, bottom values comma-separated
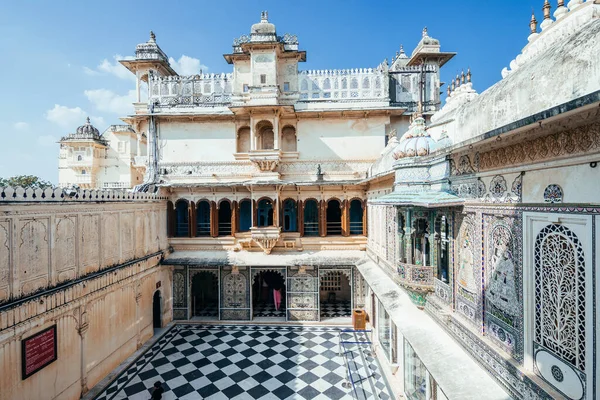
(251, 11, 276, 40)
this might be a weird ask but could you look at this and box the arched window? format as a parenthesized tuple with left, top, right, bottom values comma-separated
(237, 127, 250, 153)
(341, 77, 348, 89)
(175, 199, 190, 237)
(282, 199, 297, 232)
(362, 77, 370, 89)
(239, 199, 252, 232)
(435, 215, 449, 282)
(196, 201, 211, 236)
(77, 155, 83, 161)
(301, 79, 308, 91)
(256, 121, 274, 150)
(323, 78, 331, 90)
(349, 199, 364, 235)
(350, 77, 358, 89)
(326, 199, 342, 235)
(303, 199, 319, 236)
(257, 198, 274, 227)
(411, 217, 430, 266)
(218, 201, 232, 236)
(281, 126, 297, 152)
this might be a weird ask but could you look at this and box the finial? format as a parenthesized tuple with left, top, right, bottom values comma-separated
(530, 11, 538, 34)
(542, 0, 551, 20)
(86, 116, 91, 124)
(455, 74, 460, 88)
(261, 10, 268, 21)
(558, 0, 564, 6)
(461, 70, 466, 85)
(150, 31, 156, 41)
(400, 44, 405, 54)
(451, 79, 456, 91)
(422, 27, 428, 38)
(417, 100, 423, 115)
(467, 68, 472, 83)
(447, 85, 451, 96)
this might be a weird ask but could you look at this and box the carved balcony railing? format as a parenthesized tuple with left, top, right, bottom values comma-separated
(298, 68, 389, 103)
(251, 226, 281, 254)
(149, 74, 233, 108)
(396, 262, 435, 291)
(249, 150, 282, 172)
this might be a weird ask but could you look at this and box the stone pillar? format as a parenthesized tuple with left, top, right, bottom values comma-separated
(362, 202, 367, 236)
(78, 310, 90, 395)
(273, 198, 278, 227)
(135, 285, 143, 348)
(189, 201, 196, 238)
(252, 199, 258, 227)
(319, 200, 326, 237)
(250, 117, 256, 151)
(274, 115, 280, 150)
(210, 201, 218, 238)
(136, 70, 141, 103)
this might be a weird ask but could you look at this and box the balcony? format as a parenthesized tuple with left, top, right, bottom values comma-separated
(102, 182, 129, 189)
(74, 174, 94, 185)
(396, 263, 435, 291)
(248, 149, 282, 173)
(66, 157, 96, 168)
(250, 226, 281, 254)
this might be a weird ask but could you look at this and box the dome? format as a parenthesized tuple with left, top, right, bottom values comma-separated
(76, 117, 100, 137)
(411, 27, 441, 57)
(251, 11, 276, 36)
(393, 115, 436, 159)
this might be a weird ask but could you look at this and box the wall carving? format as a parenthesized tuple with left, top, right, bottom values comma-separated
(173, 270, 186, 309)
(0, 221, 10, 301)
(19, 219, 49, 295)
(81, 214, 99, 274)
(103, 213, 119, 266)
(543, 184, 563, 204)
(221, 269, 249, 320)
(55, 216, 76, 284)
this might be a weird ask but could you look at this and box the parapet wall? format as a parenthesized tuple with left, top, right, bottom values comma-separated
(0, 187, 168, 303)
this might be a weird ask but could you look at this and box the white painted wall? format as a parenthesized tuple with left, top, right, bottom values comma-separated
(159, 121, 237, 163)
(296, 117, 387, 160)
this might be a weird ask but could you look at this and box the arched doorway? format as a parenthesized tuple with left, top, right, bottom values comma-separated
(218, 201, 232, 236)
(257, 198, 274, 227)
(239, 199, 252, 232)
(320, 270, 351, 319)
(349, 199, 364, 235)
(326, 199, 342, 235)
(282, 199, 297, 232)
(252, 270, 286, 318)
(175, 199, 189, 237)
(196, 200, 211, 236)
(191, 271, 219, 318)
(303, 199, 319, 236)
(153, 290, 162, 328)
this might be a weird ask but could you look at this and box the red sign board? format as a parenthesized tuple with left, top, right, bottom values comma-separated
(21, 325, 57, 380)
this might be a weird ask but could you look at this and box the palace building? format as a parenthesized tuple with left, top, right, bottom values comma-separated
(2, 2, 600, 399)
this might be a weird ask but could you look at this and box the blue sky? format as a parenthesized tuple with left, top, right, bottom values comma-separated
(0, 0, 544, 184)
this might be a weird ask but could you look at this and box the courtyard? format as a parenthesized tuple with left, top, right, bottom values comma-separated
(94, 325, 393, 400)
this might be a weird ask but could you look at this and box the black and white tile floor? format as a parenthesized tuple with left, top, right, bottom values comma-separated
(320, 301, 352, 319)
(94, 324, 392, 400)
(253, 302, 286, 318)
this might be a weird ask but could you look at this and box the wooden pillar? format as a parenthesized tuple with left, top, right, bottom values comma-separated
(273, 198, 278, 227)
(362, 202, 367, 236)
(298, 200, 304, 236)
(252, 199, 258, 227)
(342, 199, 349, 237)
(189, 201, 196, 237)
(210, 201, 218, 237)
(319, 200, 326, 237)
(231, 200, 238, 235)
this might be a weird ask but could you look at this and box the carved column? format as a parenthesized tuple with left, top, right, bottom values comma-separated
(189, 201, 196, 238)
(210, 201, 218, 238)
(250, 117, 256, 151)
(78, 310, 90, 395)
(273, 199, 278, 227)
(298, 200, 304, 236)
(319, 200, 326, 237)
(231, 200, 238, 235)
(342, 199, 349, 237)
(274, 114, 280, 149)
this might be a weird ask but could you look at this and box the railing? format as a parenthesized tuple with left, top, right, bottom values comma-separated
(196, 222, 210, 236)
(349, 221, 364, 235)
(298, 68, 388, 102)
(396, 263, 435, 290)
(66, 157, 94, 166)
(175, 223, 189, 237)
(304, 222, 319, 236)
(102, 182, 129, 189)
(218, 222, 232, 236)
(149, 74, 233, 107)
(74, 175, 93, 184)
(326, 221, 342, 235)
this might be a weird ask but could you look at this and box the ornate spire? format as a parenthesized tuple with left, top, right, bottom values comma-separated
(461, 70, 466, 85)
(455, 74, 460, 88)
(554, 0, 568, 20)
(422, 27, 428, 37)
(530, 11, 538, 34)
(447, 85, 451, 96)
(261, 10, 268, 21)
(149, 31, 156, 42)
(467, 68, 472, 83)
(400, 44, 405, 55)
(86, 116, 91, 124)
(543, 0, 552, 20)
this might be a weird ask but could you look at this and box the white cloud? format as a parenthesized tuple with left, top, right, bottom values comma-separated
(45, 104, 104, 129)
(84, 54, 135, 81)
(84, 89, 136, 115)
(37, 135, 59, 147)
(169, 55, 207, 76)
(14, 122, 29, 131)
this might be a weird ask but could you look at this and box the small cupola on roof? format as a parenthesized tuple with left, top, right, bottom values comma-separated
(412, 27, 441, 56)
(393, 105, 450, 159)
(119, 31, 177, 80)
(135, 31, 170, 62)
(60, 117, 107, 145)
(390, 44, 410, 71)
(406, 27, 455, 67)
(251, 11, 277, 42)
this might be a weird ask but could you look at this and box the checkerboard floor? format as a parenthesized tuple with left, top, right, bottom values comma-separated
(94, 325, 393, 400)
(253, 302, 286, 318)
(320, 301, 352, 319)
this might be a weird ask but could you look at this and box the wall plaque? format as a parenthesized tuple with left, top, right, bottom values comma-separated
(21, 325, 57, 380)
